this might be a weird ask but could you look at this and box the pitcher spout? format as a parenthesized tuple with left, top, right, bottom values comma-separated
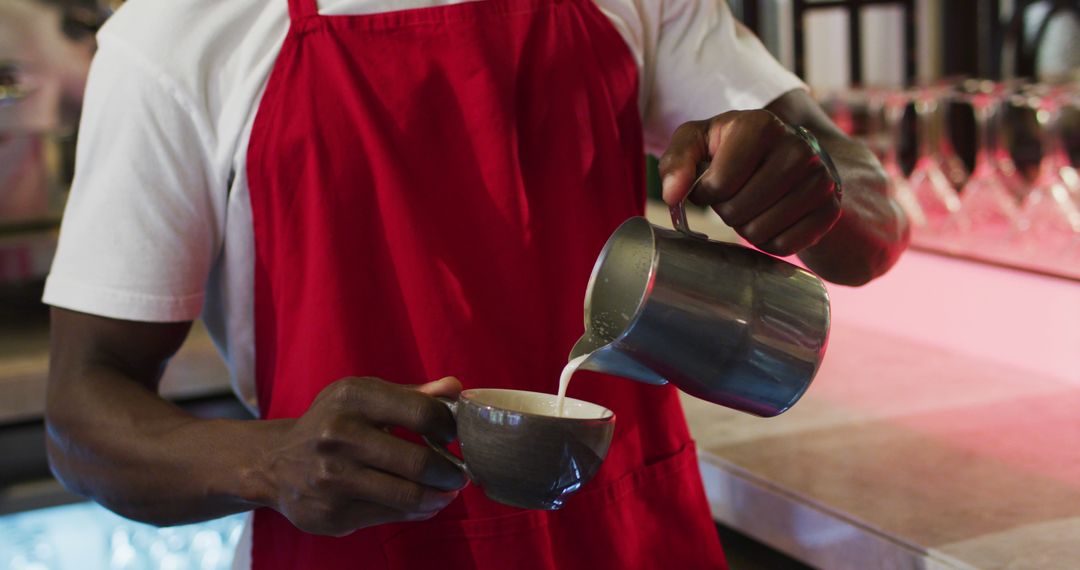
(569, 337, 667, 386)
(569, 332, 605, 360)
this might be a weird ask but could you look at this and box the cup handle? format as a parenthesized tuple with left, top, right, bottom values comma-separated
(668, 164, 710, 240)
(422, 398, 475, 483)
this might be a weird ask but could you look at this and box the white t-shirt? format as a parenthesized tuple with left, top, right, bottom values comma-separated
(43, 0, 804, 413)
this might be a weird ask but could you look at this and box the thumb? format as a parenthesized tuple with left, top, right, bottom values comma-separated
(415, 376, 463, 399)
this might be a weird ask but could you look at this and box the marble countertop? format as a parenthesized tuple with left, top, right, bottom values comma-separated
(682, 321, 1080, 570)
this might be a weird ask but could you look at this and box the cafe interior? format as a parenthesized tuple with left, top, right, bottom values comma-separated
(1, 0, 1078, 568)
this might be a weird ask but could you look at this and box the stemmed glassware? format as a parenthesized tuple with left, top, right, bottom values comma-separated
(936, 82, 971, 191)
(863, 87, 889, 160)
(1016, 84, 1080, 260)
(953, 80, 1021, 252)
(1030, 85, 1080, 196)
(993, 84, 1034, 201)
(818, 80, 1080, 278)
(907, 86, 961, 242)
(878, 90, 925, 226)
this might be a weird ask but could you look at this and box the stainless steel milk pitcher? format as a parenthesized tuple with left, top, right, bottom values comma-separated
(569, 201, 831, 417)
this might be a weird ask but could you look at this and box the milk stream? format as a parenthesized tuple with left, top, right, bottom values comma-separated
(556, 354, 589, 417)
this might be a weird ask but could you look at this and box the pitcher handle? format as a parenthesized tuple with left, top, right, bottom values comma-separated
(668, 126, 838, 240)
(668, 166, 710, 240)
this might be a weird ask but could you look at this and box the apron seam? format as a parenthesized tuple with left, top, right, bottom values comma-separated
(295, 0, 569, 32)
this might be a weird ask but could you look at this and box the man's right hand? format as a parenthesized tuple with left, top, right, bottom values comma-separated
(265, 376, 468, 537)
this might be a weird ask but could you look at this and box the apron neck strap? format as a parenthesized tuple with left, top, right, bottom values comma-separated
(288, 0, 318, 21)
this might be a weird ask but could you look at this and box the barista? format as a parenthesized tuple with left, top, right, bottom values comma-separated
(42, 0, 908, 568)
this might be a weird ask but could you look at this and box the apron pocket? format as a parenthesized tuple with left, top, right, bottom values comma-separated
(380, 508, 557, 570)
(380, 442, 727, 570)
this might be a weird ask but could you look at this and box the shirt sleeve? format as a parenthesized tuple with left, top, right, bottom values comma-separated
(42, 36, 225, 322)
(642, 0, 807, 155)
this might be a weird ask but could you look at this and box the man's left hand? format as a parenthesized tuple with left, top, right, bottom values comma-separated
(658, 110, 842, 257)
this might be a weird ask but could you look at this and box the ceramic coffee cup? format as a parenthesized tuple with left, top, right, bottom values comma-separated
(424, 388, 615, 510)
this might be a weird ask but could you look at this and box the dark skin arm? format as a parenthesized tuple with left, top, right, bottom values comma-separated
(46, 308, 466, 535)
(659, 88, 910, 286)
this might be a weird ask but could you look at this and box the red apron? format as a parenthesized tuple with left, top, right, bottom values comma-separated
(246, 0, 727, 567)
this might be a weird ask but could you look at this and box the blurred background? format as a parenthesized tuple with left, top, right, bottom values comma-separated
(642, 0, 1080, 280)
(1, 0, 1078, 568)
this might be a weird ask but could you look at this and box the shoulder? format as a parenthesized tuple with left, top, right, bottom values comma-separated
(99, 0, 288, 64)
(591, 0, 662, 32)
(96, 0, 289, 128)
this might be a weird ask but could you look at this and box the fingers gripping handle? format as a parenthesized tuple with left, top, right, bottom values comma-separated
(669, 164, 710, 240)
(788, 124, 843, 198)
(669, 125, 840, 240)
(422, 398, 474, 483)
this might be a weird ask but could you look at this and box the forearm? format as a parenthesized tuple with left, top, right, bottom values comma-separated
(46, 363, 285, 526)
(764, 88, 910, 286)
(45, 310, 465, 537)
(798, 133, 910, 285)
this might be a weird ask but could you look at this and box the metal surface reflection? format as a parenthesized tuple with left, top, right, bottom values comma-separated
(570, 204, 830, 418)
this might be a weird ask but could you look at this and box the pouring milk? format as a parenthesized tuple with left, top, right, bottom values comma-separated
(556, 354, 589, 417)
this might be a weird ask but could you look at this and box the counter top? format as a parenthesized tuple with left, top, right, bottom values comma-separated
(679, 250, 1080, 569)
(683, 320, 1080, 569)
(0, 310, 231, 425)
